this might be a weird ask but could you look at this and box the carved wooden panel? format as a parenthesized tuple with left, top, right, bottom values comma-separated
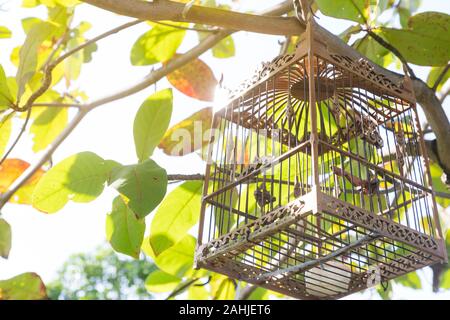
(319, 193, 442, 258)
(197, 198, 308, 263)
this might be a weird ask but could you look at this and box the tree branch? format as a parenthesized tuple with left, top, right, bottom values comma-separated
(0, 108, 32, 166)
(16, 19, 144, 113)
(80, 1, 449, 175)
(0, 1, 294, 209)
(81, 0, 303, 35)
(412, 78, 450, 176)
(32, 102, 82, 108)
(85, 29, 232, 111)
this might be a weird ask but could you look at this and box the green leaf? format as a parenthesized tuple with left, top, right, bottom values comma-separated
(339, 24, 361, 43)
(378, 12, 450, 66)
(32, 152, 119, 213)
(64, 37, 83, 85)
(197, 29, 235, 59)
(30, 107, 68, 152)
(0, 26, 11, 39)
(83, 43, 97, 63)
(445, 230, 450, 259)
(0, 65, 14, 109)
(353, 35, 390, 67)
(376, 282, 392, 300)
(106, 196, 145, 259)
(188, 283, 209, 300)
(16, 21, 58, 100)
(141, 236, 156, 259)
(154, 235, 196, 278)
(398, 0, 421, 15)
(430, 163, 450, 208)
(150, 181, 203, 256)
(0, 218, 12, 259)
(247, 287, 271, 300)
(316, 0, 369, 23)
(398, 7, 411, 28)
(213, 187, 238, 235)
(0, 114, 12, 157)
(21, 18, 42, 34)
(427, 66, 450, 92)
(441, 269, 450, 289)
(395, 271, 422, 289)
(158, 107, 212, 156)
(211, 35, 235, 59)
(210, 274, 235, 300)
(47, 5, 72, 40)
(63, 22, 94, 85)
(108, 159, 168, 218)
(134, 89, 173, 162)
(130, 23, 187, 66)
(0, 273, 47, 300)
(145, 270, 181, 293)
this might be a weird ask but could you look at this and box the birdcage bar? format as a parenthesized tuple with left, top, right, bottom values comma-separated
(411, 104, 445, 241)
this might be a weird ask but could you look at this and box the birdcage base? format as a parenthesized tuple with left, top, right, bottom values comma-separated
(195, 192, 445, 300)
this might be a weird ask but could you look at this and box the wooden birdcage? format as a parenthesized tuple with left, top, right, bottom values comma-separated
(194, 20, 447, 300)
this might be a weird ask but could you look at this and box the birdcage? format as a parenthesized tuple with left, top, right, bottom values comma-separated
(194, 20, 447, 300)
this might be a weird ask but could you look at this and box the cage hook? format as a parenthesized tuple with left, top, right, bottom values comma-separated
(194, 276, 212, 287)
(381, 280, 389, 292)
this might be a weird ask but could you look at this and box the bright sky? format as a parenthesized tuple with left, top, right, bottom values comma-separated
(0, 0, 449, 300)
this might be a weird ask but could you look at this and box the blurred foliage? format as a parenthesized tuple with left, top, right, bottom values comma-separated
(47, 247, 156, 300)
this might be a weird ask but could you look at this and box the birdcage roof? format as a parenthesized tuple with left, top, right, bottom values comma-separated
(222, 20, 415, 112)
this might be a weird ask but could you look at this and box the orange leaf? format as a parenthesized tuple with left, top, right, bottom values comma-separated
(165, 55, 218, 102)
(158, 107, 213, 156)
(0, 159, 45, 204)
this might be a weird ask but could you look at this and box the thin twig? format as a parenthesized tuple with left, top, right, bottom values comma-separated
(432, 63, 450, 92)
(32, 102, 82, 108)
(15, 19, 143, 113)
(0, 20, 142, 168)
(0, 108, 32, 166)
(41, 29, 70, 72)
(56, 20, 143, 66)
(167, 174, 205, 181)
